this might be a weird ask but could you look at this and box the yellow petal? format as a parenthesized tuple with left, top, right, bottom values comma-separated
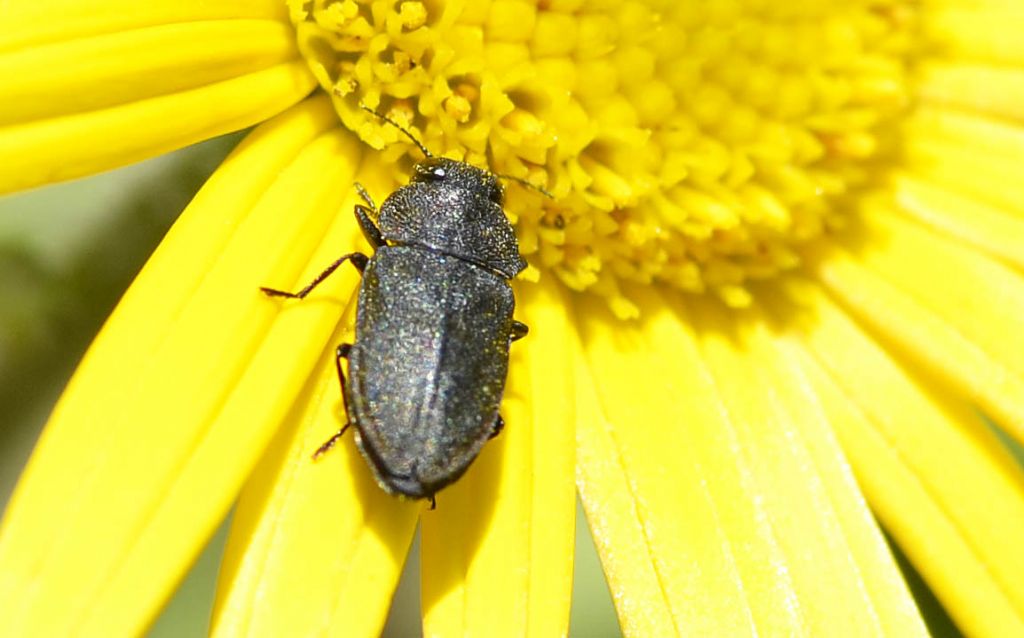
(0, 97, 361, 637)
(421, 278, 576, 637)
(813, 208, 1024, 444)
(901, 107, 1024, 218)
(891, 173, 1024, 271)
(771, 278, 1024, 635)
(574, 289, 924, 636)
(573, 336, 676, 636)
(917, 63, 1024, 121)
(916, 2, 1024, 121)
(0, 21, 300, 124)
(0, 2, 315, 194)
(898, 106, 1024, 264)
(0, 0, 289, 50)
(212, 289, 418, 638)
(923, 6, 1024, 66)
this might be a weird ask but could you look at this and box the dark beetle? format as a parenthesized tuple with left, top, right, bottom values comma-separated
(262, 111, 531, 506)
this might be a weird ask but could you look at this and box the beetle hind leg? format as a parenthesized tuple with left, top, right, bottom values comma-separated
(309, 343, 356, 460)
(312, 423, 350, 460)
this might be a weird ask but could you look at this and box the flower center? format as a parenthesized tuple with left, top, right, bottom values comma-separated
(288, 0, 915, 317)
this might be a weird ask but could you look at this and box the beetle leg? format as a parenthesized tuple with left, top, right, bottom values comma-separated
(335, 343, 356, 422)
(354, 182, 376, 210)
(335, 343, 353, 414)
(511, 320, 529, 342)
(353, 183, 385, 249)
(311, 344, 356, 458)
(489, 414, 505, 440)
(428, 495, 437, 510)
(311, 343, 355, 460)
(355, 205, 385, 249)
(312, 423, 350, 460)
(260, 253, 368, 299)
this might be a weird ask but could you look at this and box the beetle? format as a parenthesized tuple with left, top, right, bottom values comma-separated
(261, 107, 535, 507)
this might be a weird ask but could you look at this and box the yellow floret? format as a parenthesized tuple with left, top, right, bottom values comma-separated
(289, 0, 915, 317)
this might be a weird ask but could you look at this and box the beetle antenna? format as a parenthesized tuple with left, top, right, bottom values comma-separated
(359, 104, 432, 158)
(494, 173, 554, 199)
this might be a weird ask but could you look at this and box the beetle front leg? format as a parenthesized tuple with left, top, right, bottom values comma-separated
(354, 183, 384, 249)
(355, 206, 384, 249)
(260, 253, 368, 299)
(355, 182, 376, 210)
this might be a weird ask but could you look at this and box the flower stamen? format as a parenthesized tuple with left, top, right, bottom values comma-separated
(290, 0, 916, 316)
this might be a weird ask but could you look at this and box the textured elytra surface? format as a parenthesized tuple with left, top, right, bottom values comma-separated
(377, 158, 527, 279)
(348, 245, 515, 498)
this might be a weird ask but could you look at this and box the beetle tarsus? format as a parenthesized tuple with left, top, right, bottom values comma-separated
(355, 182, 376, 210)
(312, 423, 351, 460)
(428, 494, 437, 510)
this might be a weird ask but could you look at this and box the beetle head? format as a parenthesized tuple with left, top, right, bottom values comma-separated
(377, 157, 527, 278)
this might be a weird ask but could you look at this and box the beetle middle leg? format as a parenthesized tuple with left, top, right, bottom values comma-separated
(260, 253, 368, 299)
(312, 343, 355, 460)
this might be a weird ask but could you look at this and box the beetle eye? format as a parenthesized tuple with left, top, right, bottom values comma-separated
(488, 182, 504, 205)
(412, 161, 447, 183)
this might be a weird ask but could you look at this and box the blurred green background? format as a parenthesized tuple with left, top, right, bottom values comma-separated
(0, 136, 622, 637)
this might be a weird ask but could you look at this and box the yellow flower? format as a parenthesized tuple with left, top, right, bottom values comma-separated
(3, 0, 1024, 636)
